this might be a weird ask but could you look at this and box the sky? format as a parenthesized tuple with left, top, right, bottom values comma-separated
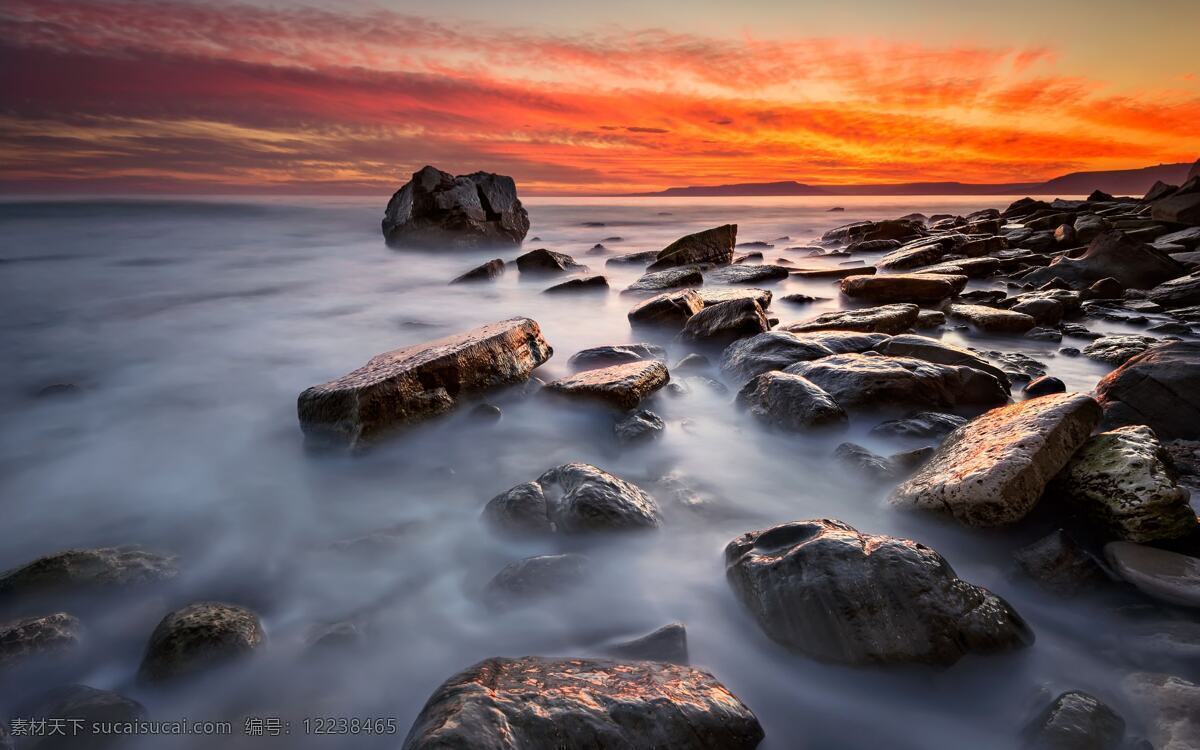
(2, 0, 1198, 195)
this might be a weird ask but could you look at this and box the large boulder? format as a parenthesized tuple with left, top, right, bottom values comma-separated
(724, 519, 1032, 665)
(678, 298, 769, 347)
(544, 360, 669, 410)
(605, 623, 689, 664)
(784, 354, 1009, 411)
(891, 393, 1102, 526)
(1052, 425, 1196, 542)
(401, 656, 764, 749)
(647, 225, 737, 271)
(785, 304, 919, 334)
(720, 331, 888, 384)
(137, 602, 265, 683)
(0, 613, 81, 669)
(483, 463, 661, 534)
(1121, 673, 1200, 750)
(874, 334, 1011, 388)
(1152, 192, 1200, 226)
(1022, 231, 1185, 290)
(735, 372, 847, 431)
(298, 318, 552, 448)
(1094, 341, 1200, 439)
(382, 166, 529, 247)
(627, 289, 705, 328)
(0, 546, 177, 600)
(839, 273, 967, 303)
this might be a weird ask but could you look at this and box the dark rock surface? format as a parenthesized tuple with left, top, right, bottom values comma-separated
(840, 273, 967, 303)
(0, 546, 177, 600)
(567, 344, 666, 371)
(735, 371, 847, 430)
(720, 331, 887, 383)
(605, 623, 689, 664)
(382, 166, 529, 247)
(625, 267, 705, 294)
(0, 612, 81, 669)
(544, 360, 669, 410)
(1022, 231, 1185, 290)
(15, 684, 147, 749)
(484, 463, 662, 534)
(870, 411, 967, 439)
(451, 258, 505, 283)
(137, 602, 265, 683)
(517, 248, 586, 274)
(784, 354, 1008, 411)
(678, 298, 769, 347)
(1023, 375, 1066, 397)
(1012, 530, 1108, 596)
(1094, 341, 1200, 439)
(785, 304, 919, 334)
(627, 289, 705, 328)
(483, 554, 589, 608)
(647, 225, 738, 271)
(1023, 691, 1125, 750)
(614, 409, 665, 445)
(543, 275, 608, 294)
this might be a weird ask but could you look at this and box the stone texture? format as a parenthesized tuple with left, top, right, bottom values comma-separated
(614, 409, 665, 445)
(138, 602, 265, 683)
(567, 344, 666, 371)
(543, 276, 608, 294)
(483, 463, 661, 535)
(874, 334, 1012, 388)
(1105, 542, 1200, 608)
(948, 304, 1037, 333)
(625, 267, 705, 294)
(1121, 673, 1200, 750)
(1082, 335, 1161, 366)
(382, 166, 529, 247)
(785, 304, 919, 334)
(784, 354, 1009, 411)
(697, 288, 773, 308)
(1023, 691, 1125, 750)
(627, 289, 705, 328)
(1094, 341, 1200, 439)
(1022, 231, 1185, 290)
(451, 258, 505, 283)
(0, 613, 81, 669)
(516, 248, 585, 274)
(14, 685, 147, 749)
(647, 225, 737, 271)
(1147, 272, 1200, 309)
(483, 554, 589, 609)
(1012, 530, 1108, 596)
(678, 298, 769, 347)
(840, 273, 967, 303)
(0, 546, 177, 600)
(544, 360, 669, 410)
(719, 330, 888, 383)
(735, 371, 847, 431)
(605, 623, 689, 664)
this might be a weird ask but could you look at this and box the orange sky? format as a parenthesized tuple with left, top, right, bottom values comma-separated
(1, 0, 1198, 194)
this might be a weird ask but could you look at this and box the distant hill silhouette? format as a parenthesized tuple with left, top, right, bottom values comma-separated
(635, 162, 1195, 197)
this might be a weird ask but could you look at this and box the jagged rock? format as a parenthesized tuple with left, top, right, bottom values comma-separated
(567, 344, 666, 370)
(15, 684, 147, 748)
(948, 304, 1036, 333)
(401, 656, 763, 749)
(874, 334, 1011, 388)
(544, 360, 668, 410)
(382, 166, 529, 247)
(516, 248, 585, 274)
(544, 275, 608, 294)
(1023, 691, 1125, 750)
(605, 623, 689, 664)
(785, 303, 919, 334)
(1053, 425, 1196, 542)
(704, 265, 790, 284)
(1022, 231, 1185, 290)
(724, 519, 1032, 665)
(1122, 672, 1199, 750)
(625, 266, 705, 293)
(1082, 335, 1160, 366)
(1023, 376, 1066, 397)
(137, 603, 264, 683)
(451, 258, 505, 283)
(839, 273, 967, 303)
(1095, 341, 1200, 439)
(870, 412, 967, 439)
(678, 298, 769, 347)
(627, 289, 705, 328)
(719, 330, 888, 383)
(891, 393, 1102, 526)
(697, 287, 772, 308)
(647, 225, 737, 271)
(483, 554, 589, 609)
(298, 318, 552, 448)
(1147, 272, 1200, 309)
(0, 546, 177, 600)
(0, 613, 81, 669)
(1012, 530, 1108, 596)
(981, 350, 1048, 383)
(735, 371, 847, 431)
(614, 409, 665, 445)
(483, 463, 661, 534)
(1105, 542, 1200, 607)
(784, 354, 1008, 411)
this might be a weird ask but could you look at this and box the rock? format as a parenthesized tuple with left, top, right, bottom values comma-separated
(916, 310, 946, 328)
(1023, 231, 1186, 290)
(719, 330, 888, 383)
(785, 354, 1009, 411)
(544, 360, 669, 410)
(1024, 376, 1066, 397)
(484, 463, 661, 535)
(451, 258, 505, 283)
(735, 371, 847, 431)
(678, 298, 769, 347)
(1152, 192, 1200, 226)
(1122, 673, 1199, 750)
(298, 318, 552, 449)
(483, 554, 589, 608)
(870, 412, 967, 439)
(983, 350, 1049, 383)
(790, 265, 877, 279)
(1105, 542, 1200, 607)
(401, 656, 763, 749)
(916, 257, 1001, 278)
(606, 250, 659, 266)
(307, 621, 366, 651)
(137, 602, 265, 682)
(605, 623, 689, 664)
(1082, 335, 1161, 366)
(839, 273, 967, 303)
(15, 684, 147, 748)
(1095, 341, 1200, 439)
(1053, 223, 1078, 245)
(786, 303, 920, 334)
(647, 225, 737, 271)
(697, 287, 772, 308)
(724, 519, 1032, 665)
(624, 266, 705, 294)
(469, 403, 503, 423)
(833, 442, 900, 481)
(822, 218, 924, 245)
(673, 353, 711, 373)
(1147, 272, 1200, 308)
(948, 304, 1037, 333)
(1011, 297, 1065, 325)
(1145, 181, 1178, 202)
(543, 275, 608, 294)
(382, 166, 529, 247)
(874, 334, 1012, 388)
(0, 613, 81, 669)
(627, 289, 705, 328)
(516, 248, 585, 274)
(1023, 691, 1125, 750)
(1012, 530, 1108, 596)
(567, 344, 666, 371)
(1087, 277, 1124, 299)
(1026, 328, 1063, 343)
(0, 546, 177, 600)
(1053, 425, 1196, 542)
(614, 409, 665, 445)
(891, 393, 1102, 526)
(705, 265, 790, 284)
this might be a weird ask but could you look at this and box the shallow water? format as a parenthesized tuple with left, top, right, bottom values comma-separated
(0, 195, 1194, 748)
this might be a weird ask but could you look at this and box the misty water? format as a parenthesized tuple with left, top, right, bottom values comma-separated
(0, 196, 1191, 748)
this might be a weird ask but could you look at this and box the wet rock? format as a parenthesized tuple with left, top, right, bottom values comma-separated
(791, 265, 876, 280)
(1011, 297, 1065, 325)
(307, 621, 366, 652)
(870, 411, 967, 440)
(833, 443, 900, 481)
(840, 273, 967, 303)
(948, 304, 1037, 333)
(678, 298, 769, 347)
(704, 264, 790, 284)
(0, 613, 81, 669)
(1053, 425, 1196, 542)
(1087, 277, 1125, 299)
(567, 344, 666, 371)
(451, 258, 505, 283)
(724, 519, 1032, 665)
(719, 330, 887, 383)
(1082, 335, 1160, 366)
(297, 318, 552, 449)
(543, 275, 608, 294)
(484, 463, 661, 534)
(544, 360, 669, 410)
(735, 371, 847, 431)
(916, 310, 946, 328)
(605, 623, 689, 664)
(697, 287, 772, 308)
(1104, 542, 1200, 607)
(1024, 376, 1066, 397)
(1026, 328, 1063, 343)
(1022, 231, 1185, 290)
(1012, 530, 1108, 596)
(1023, 691, 1125, 750)
(891, 393, 1102, 526)
(605, 250, 659, 266)
(1152, 191, 1200, 226)
(516, 248, 585, 274)
(785, 303, 920, 334)
(15, 684, 147, 749)
(1053, 223, 1078, 245)
(138, 602, 265, 683)
(627, 289, 705, 328)
(401, 656, 764, 749)
(647, 224, 737, 271)
(915, 257, 1002, 278)
(0, 546, 177, 600)
(981, 350, 1049, 383)
(469, 403, 503, 423)
(673, 353, 711, 373)
(1095, 341, 1200, 439)
(624, 266, 705, 293)
(382, 166, 529, 247)
(785, 354, 1009, 411)
(1165, 439, 1200, 493)
(822, 218, 925, 245)
(1121, 672, 1199, 750)
(483, 554, 589, 609)
(1147, 271, 1200, 309)
(874, 334, 1012, 388)
(614, 409, 666, 445)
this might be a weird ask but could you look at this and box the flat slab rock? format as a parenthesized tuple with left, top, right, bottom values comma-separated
(725, 519, 1032, 665)
(784, 353, 1009, 411)
(678, 298, 769, 347)
(874, 334, 1012, 388)
(1105, 542, 1200, 608)
(785, 303, 919, 334)
(1082, 335, 1161, 366)
(840, 273, 967, 303)
(891, 392, 1102, 526)
(401, 656, 764, 750)
(297, 318, 552, 448)
(544, 360, 669, 410)
(697, 288, 772, 308)
(948, 304, 1036, 333)
(624, 267, 705, 294)
(483, 463, 662, 534)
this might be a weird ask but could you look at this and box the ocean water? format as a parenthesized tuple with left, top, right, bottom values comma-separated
(0, 195, 1190, 748)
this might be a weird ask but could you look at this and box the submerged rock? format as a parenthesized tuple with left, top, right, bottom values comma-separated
(382, 166, 529, 247)
(724, 519, 1032, 665)
(544, 360, 669, 410)
(1095, 341, 1200, 439)
(1012, 530, 1109, 596)
(647, 224, 737, 271)
(678, 298, 769, 347)
(614, 409, 666, 445)
(704, 264, 790, 284)
(517, 248, 586, 274)
(785, 304, 920, 335)
(482, 554, 589, 609)
(137, 602, 265, 683)
(0, 546, 177, 600)
(1147, 271, 1200, 309)
(0, 612, 81, 669)
(15, 684, 147, 748)
(891, 393, 1102, 526)
(784, 354, 1009, 411)
(484, 463, 661, 534)
(1104, 542, 1200, 608)
(1022, 691, 1125, 750)
(735, 371, 847, 431)
(870, 411, 967, 440)
(543, 275, 608, 294)
(401, 656, 764, 749)
(297, 318, 552, 449)
(450, 258, 505, 283)
(605, 622, 689, 664)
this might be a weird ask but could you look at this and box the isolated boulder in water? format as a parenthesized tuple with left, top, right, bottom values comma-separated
(482, 554, 589, 608)
(382, 166, 529, 247)
(297, 318, 552, 449)
(1022, 691, 1125, 750)
(1094, 341, 1200, 439)
(605, 622, 689, 664)
(735, 371, 847, 431)
(784, 354, 1009, 411)
(891, 393, 1102, 526)
(724, 519, 1032, 665)
(647, 224, 737, 271)
(137, 602, 265, 683)
(484, 463, 661, 534)
(401, 656, 764, 750)
(1022, 231, 1185, 290)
